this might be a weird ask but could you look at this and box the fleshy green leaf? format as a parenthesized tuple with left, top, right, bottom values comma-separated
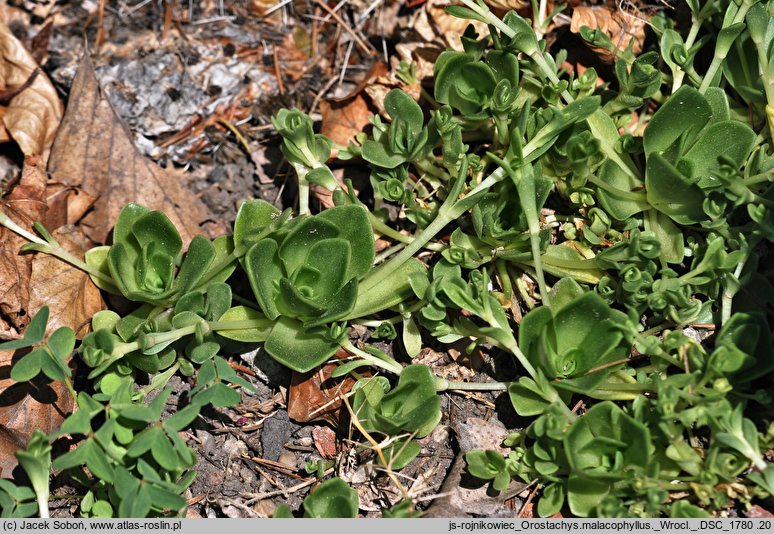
(644, 85, 712, 159)
(303, 478, 359, 518)
(264, 317, 340, 373)
(215, 306, 273, 343)
(244, 239, 284, 320)
(234, 199, 281, 252)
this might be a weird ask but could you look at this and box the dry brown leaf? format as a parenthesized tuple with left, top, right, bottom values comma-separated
(47, 55, 223, 245)
(746, 505, 774, 518)
(28, 226, 104, 338)
(43, 185, 96, 230)
(320, 95, 371, 149)
(0, 157, 47, 340)
(484, 0, 529, 10)
(570, 5, 648, 62)
(287, 350, 362, 425)
(393, 42, 440, 83)
(321, 62, 389, 152)
(411, 0, 488, 52)
(312, 425, 338, 459)
(0, 423, 25, 477)
(425, 418, 527, 517)
(0, 21, 63, 159)
(0, 349, 74, 477)
(364, 80, 421, 119)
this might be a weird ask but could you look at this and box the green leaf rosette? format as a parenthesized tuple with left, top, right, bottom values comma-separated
(243, 204, 375, 372)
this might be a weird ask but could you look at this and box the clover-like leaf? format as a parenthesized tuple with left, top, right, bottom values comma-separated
(0, 306, 49, 351)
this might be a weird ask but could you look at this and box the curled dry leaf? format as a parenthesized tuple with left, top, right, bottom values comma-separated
(0, 21, 63, 159)
(411, 0, 488, 52)
(570, 5, 648, 62)
(0, 157, 47, 340)
(286, 349, 363, 425)
(47, 55, 223, 245)
(312, 425, 338, 459)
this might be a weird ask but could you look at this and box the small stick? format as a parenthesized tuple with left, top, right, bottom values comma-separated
(249, 460, 283, 487)
(226, 360, 257, 377)
(96, 0, 106, 46)
(250, 457, 308, 482)
(216, 116, 252, 154)
(307, 76, 337, 116)
(516, 480, 541, 518)
(312, 0, 376, 57)
(187, 494, 206, 506)
(162, 0, 175, 41)
(311, 6, 320, 58)
(241, 468, 335, 504)
(273, 47, 286, 95)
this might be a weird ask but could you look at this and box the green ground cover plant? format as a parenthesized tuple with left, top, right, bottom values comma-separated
(1, 0, 774, 518)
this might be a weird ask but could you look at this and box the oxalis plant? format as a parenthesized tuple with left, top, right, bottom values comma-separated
(2, 0, 774, 518)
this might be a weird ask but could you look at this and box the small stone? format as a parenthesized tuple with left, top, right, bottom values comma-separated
(277, 451, 297, 468)
(223, 436, 248, 458)
(253, 500, 276, 518)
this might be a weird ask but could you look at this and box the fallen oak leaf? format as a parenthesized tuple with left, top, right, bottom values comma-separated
(0, 21, 63, 160)
(47, 54, 223, 245)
